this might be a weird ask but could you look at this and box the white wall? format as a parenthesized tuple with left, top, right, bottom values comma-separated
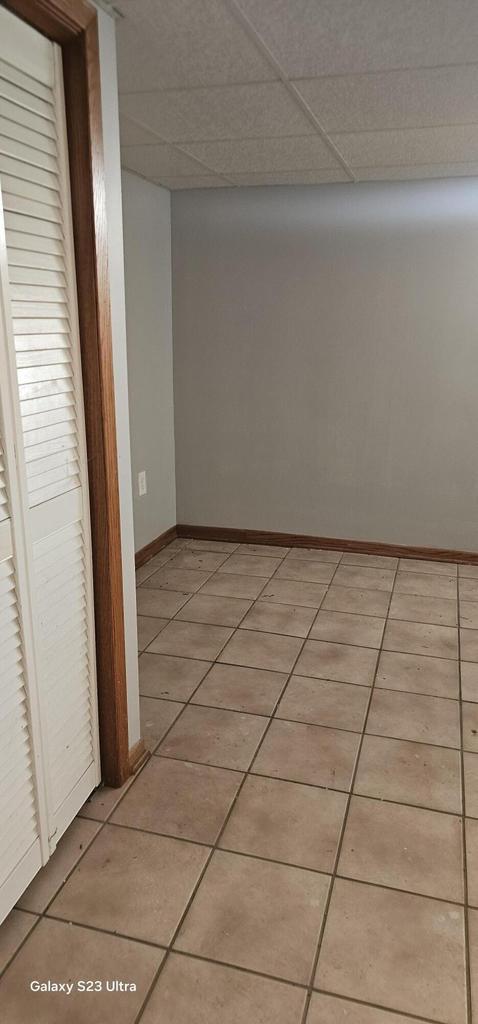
(96, 9, 140, 747)
(172, 179, 478, 550)
(122, 170, 176, 551)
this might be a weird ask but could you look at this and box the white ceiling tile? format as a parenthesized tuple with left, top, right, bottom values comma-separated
(295, 65, 478, 133)
(120, 83, 312, 142)
(356, 162, 478, 181)
(228, 169, 349, 185)
(155, 175, 232, 189)
(119, 114, 163, 146)
(181, 135, 340, 173)
(115, 0, 275, 91)
(331, 125, 478, 167)
(236, 0, 478, 76)
(121, 143, 205, 178)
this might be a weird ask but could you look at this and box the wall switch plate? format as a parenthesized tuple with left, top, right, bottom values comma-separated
(138, 470, 147, 496)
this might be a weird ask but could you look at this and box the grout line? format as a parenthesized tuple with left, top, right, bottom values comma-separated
(457, 576, 473, 1024)
(299, 556, 399, 1024)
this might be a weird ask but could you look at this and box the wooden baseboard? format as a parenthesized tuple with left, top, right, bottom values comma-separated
(128, 739, 149, 776)
(135, 525, 177, 568)
(176, 523, 478, 565)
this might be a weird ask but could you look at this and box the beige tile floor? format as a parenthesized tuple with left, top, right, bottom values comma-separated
(1, 537, 478, 1022)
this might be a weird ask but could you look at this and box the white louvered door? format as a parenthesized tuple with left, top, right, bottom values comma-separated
(0, 6, 100, 920)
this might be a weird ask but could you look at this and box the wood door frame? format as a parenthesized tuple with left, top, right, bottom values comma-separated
(2, 0, 130, 786)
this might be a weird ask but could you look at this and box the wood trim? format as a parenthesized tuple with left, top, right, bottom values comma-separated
(177, 524, 478, 565)
(3, 0, 130, 786)
(128, 739, 149, 777)
(135, 526, 178, 568)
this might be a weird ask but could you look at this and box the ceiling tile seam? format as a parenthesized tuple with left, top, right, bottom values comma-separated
(147, 166, 346, 177)
(225, 0, 356, 182)
(118, 76, 281, 97)
(330, 120, 478, 138)
(119, 112, 238, 184)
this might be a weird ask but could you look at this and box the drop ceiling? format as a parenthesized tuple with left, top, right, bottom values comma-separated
(116, 0, 478, 190)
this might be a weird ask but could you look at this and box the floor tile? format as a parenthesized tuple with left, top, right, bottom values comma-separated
(464, 753, 478, 817)
(275, 558, 336, 584)
(466, 817, 478, 907)
(395, 571, 457, 599)
(17, 818, 101, 913)
(470, 909, 478, 1021)
(310, 609, 385, 648)
(239, 542, 290, 557)
(141, 953, 306, 1024)
(367, 689, 461, 748)
(136, 587, 190, 618)
(239, 600, 316, 637)
(315, 878, 466, 1023)
(220, 775, 346, 872)
(159, 704, 268, 769)
(220, 553, 282, 576)
(49, 824, 208, 945)
(219, 628, 302, 672)
(341, 552, 398, 569)
(137, 614, 168, 651)
(322, 585, 390, 616)
(175, 849, 329, 983)
(459, 564, 478, 578)
(460, 579, 478, 601)
(182, 538, 239, 553)
(296, 640, 378, 685)
(200, 572, 268, 599)
(138, 652, 211, 699)
(333, 564, 395, 591)
(462, 662, 478, 702)
(308, 990, 438, 1023)
(140, 696, 184, 752)
(376, 650, 459, 698)
(389, 592, 457, 626)
(383, 619, 458, 659)
(142, 566, 211, 592)
(290, 546, 342, 563)
(339, 795, 463, 901)
(0, 910, 38, 974)
(167, 550, 229, 571)
(252, 719, 359, 790)
(191, 662, 286, 714)
(0, 918, 162, 1024)
(78, 777, 135, 821)
(462, 701, 478, 752)
(175, 593, 251, 626)
(277, 676, 368, 732)
(355, 734, 461, 812)
(399, 558, 457, 576)
(259, 577, 327, 608)
(460, 601, 478, 629)
(461, 628, 478, 662)
(136, 561, 161, 585)
(111, 756, 242, 843)
(149, 620, 233, 660)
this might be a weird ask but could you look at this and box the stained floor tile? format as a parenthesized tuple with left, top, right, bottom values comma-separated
(0, 918, 162, 1024)
(219, 628, 302, 672)
(383, 619, 458, 659)
(275, 557, 336, 584)
(322, 585, 390, 615)
(111, 756, 242, 843)
(17, 818, 101, 912)
(469, 908, 478, 1018)
(389, 592, 457, 626)
(139, 652, 211, 699)
(310, 609, 385, 648)
(395, 571, 457, 599)
(315, 878, 466, 1023)
(461, 628, 478, 662)
(136, 587, 190, 618)
(339, 795, 463, 901)
(341, 552, 398, 569)
(200, 572, 268, 599)
(333, 564, 395, 591)
(143, 566, 211, 592)
(355, 734, 461, 812)
(252, 718, 359, 790)
(366, 689, 461, 748)
(460, 579, 478, 601)
(175, 849, 330, 983)
(0, 910, 38, 974)
(461, 662, 478, 702)
(167, 550, 229, 571)
(220, 553, 282, 576)
(191, 662, 286, 714)
(220, 774, 346, 871)
(308, 992, 431, 1022)
(240, 600, 316, 637)
(259, 577, 327, 607)
(150, 620, 233, 660)
(175, 593, 252, 626)
(464, 752, 478, 816)
(49, 824, 209, 945)
(296, 639, 378, 685)
(290, 546, 342, 563)
(277, 675, 369, 732)
(376, 650, 459, 698)
(399, 558, 457, 576)
(159, 704, 268, 769)
(141, 953, 306, 1024)
(462, 701, 478, 752)
(461, 602, 478, 628)
(140, 696, 184, 751)
(239, 543, 290, 557)
(466, 817, 478, 907)
(137, 614, 167, 650)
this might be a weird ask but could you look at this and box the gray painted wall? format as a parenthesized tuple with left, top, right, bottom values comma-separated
(172, 180, 478, 549)
(122, 170, 176, 551)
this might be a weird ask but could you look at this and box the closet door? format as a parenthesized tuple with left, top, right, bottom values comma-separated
(0, 7, 100, 852)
